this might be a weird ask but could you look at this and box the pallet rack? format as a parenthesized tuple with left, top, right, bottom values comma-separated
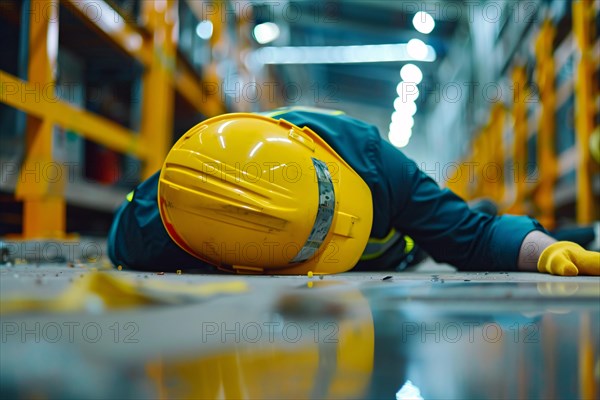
(0, 0, 236, 238)
(447, 0, 599, 226)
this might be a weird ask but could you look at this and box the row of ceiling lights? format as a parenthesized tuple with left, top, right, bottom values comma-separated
(195, 11, 435, 149)
(195, 19, 279, 43)
(388, 11, 435, 148)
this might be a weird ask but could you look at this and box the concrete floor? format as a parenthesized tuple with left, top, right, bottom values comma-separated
(1, 260, 599, 399)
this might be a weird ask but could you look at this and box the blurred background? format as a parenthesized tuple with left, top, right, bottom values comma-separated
(0, 2, 599, 399)
(0, 0, 598, 240)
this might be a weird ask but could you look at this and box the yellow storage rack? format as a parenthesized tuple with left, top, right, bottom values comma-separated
(449, 0, 599, 226)
(0, 0, 230, 239)
(573, 0, 598, 223)
(532, 20, 558, 228)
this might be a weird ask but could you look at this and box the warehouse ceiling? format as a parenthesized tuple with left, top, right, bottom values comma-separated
(251, 0, 466, 142)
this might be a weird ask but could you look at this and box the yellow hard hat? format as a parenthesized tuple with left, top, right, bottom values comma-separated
(158, 113, 373, 274)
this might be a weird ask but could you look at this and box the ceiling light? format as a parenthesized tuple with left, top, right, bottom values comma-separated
(413, 11, 435, 34)
(391, 113, 414, 128)
(396, 81, 420, 102)
(389, 120, 413, 133)
(253, 22, 280, 44)
(400, 63, 423, 84)
(196, 20, 213, 40)
(250, 43, 436, 64)
(406, 39, 428, 60)
(388, 129, 412, 148)
(393, 98, 417, 115)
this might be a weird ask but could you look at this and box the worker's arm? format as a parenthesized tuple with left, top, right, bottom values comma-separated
(379, 140, 600, 275)
(374, 140, 545, 272)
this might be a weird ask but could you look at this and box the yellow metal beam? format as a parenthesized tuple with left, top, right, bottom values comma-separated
(444, 161, 470, 200)
(573, 0, 598, 223)
(0, 71, 148, 158)
(63, 0, 224, 117)
(174, 60, 226, 117)
(1, 0, 233, 237)
(139, 0, 176, 178)
(468, 105, 506, 204)
(533, 21, 558, 229)
(508, 66, 528, 215)
(470, 132, 484, 200)
(489, 104, 506, 205)
(14, 0, 65, 238)
(473, 131, 488, 200)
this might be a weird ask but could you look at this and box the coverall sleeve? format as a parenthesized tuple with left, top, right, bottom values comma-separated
(107, 172, 218, 272)
(379, 140, 546, 271)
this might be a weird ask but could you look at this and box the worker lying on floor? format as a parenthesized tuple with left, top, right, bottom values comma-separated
(107, 108, 599, 276)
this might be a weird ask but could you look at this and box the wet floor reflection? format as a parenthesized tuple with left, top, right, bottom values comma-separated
(363, 282, 599, 399)
(1, 279, 599, 399)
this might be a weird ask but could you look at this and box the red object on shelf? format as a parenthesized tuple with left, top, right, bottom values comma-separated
(85, 143, 121, 184)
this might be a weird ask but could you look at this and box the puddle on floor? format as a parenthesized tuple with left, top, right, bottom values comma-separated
(1, 277, 599, 399)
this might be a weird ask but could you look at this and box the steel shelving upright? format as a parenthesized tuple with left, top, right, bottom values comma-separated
(447, 0, 598, 225)
(0, 0, 234, 239)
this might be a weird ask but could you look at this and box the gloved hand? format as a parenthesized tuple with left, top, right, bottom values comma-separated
(537, 241, 600, 276)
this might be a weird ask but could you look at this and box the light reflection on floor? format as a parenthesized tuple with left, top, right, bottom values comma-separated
(1, 265, 599, 399)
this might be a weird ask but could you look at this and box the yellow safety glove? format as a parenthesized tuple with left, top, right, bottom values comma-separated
(537, 242, 600, 276)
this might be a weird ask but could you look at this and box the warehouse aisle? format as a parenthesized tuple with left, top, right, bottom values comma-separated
(1, 262, 599, 399)
(1, 0, 599, 398)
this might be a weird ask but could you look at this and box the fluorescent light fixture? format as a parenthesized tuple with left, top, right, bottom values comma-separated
(250, 43, 436, 64)
(400, 63, 423, 84)
(253, 22, 280, 44)
(388, 116, 413, 148)
(391, 111, 403, 123)
(388, 129, 412, 148)
(391, 113, 414, 128)
(396, 81, 420, 102)
(196, 20, 213, 40)
(389, 117, 413, 132)
(393, 99, 417, 115)
(413, 11, 435, 34)
(406, 39, 429, 60)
